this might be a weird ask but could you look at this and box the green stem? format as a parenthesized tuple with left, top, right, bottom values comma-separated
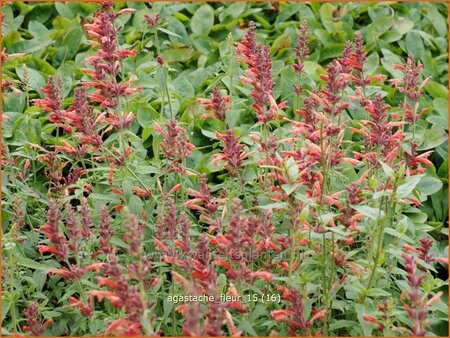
(362, 178, 398, 303)
(7, 235, 19, 333)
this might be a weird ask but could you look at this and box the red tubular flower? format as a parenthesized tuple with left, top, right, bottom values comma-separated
(292, 20, 310, 93)
(363, 314, 377, 323)
(23, 302, 52, 335)
(404, 141, 433, 176)
(32, 76, 64, 125)
(64, 87, 105, 148)
(185, 174, 219, 213)
(271, 287, 322, 335)
(197, 86, 230, 121)
(39, 199, 68, 260)
(319, 61, 350, 116)
(401, 253, 442, 336)
(153, 120, 194, 172)
(250, 270, 272, 282)
(359, 94, 403, 162)
(223, 199, 250, 263)
(256, 210, 280, 253)
(144, 13, 160, 28)
(236, 21, 257, 62)
(238, 22, 285, 123)
(338, 41, 353, 74)
(391, 54, 428, 101)
(122, 207, 143, 257)
(155, 197, 178, 242)
(68, 296, 93, 317)
(79, 198, 92, 239)
(351, 32, 366, 75)
(93, 253, 154, 335)
(213, 129, 248, 176)
(83, 1, 139, 136)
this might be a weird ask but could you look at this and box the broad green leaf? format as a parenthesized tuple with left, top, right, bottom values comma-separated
(128, 195, 143, 215)
(137, 105, 158, 127)
(397, 176, 421, 198)
(319, 3, 336, 33)
(353, 205, 385, 220)
(417, 176, 443, 196)
(392, 19, 414, 35)
(406, 31, 424, 60)
(425, 81, 448, 98)
(191, 5, 214, 35)
(364, 53, 379, 74)
(418, 126, 447, 150)
(63, 27, 83, 59)
(15, 65, 46, 97)
(55, 2, 76, 19)
(28, 20, 49, 39)
(19, 257, 59, 271)
(424, 4, 447, 37)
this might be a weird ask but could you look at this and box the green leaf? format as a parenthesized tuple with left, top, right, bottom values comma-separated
(418, 126, 447, 150)
(128, 195, 143, 215)
(162, 47, 195, 63)
(157, 27, 182, 38)
(2, 299, 11, 322)
(424, 4, 447, 37)
(319, 43, 345, 62)
(379, 160, 394, 179)
(380, 50, 403, 78)
(137, 105, 158, 127)
(191, 5, 214, 35)
(15, 65, 46, 97)
(355, 304, 376, 336)
(63, 27, 83, 59)
(19, 257, 58, 271)
(329, 320, 359, 331)
(352, 205, 385, 220)
(23, 3, 54, 26)
(285, 157, 299, 182)
(364, 53, 379, 74)
(406, 31, 424, 60)
(110, 236, 129, 249)
(425, 81, 448, 98)
(369, 17, 395, 37)
(163, 298, 173, 319)
(319, 3, 336, 33)
(10, 39, 53, 54)
(392, 18, 414, 35)
(417, 176, 443, 196)
(239, 320, 257, 336)
(270, 33, 291, 54)
(397, 176, 421, 198)
(427, 98, 449, 130)
(281, 184, 299, 196)
(55, 2, 76, 19)
(258, 202, 288, 210)
(367, 288, 391, 297)
(28, 20, 49, 39)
